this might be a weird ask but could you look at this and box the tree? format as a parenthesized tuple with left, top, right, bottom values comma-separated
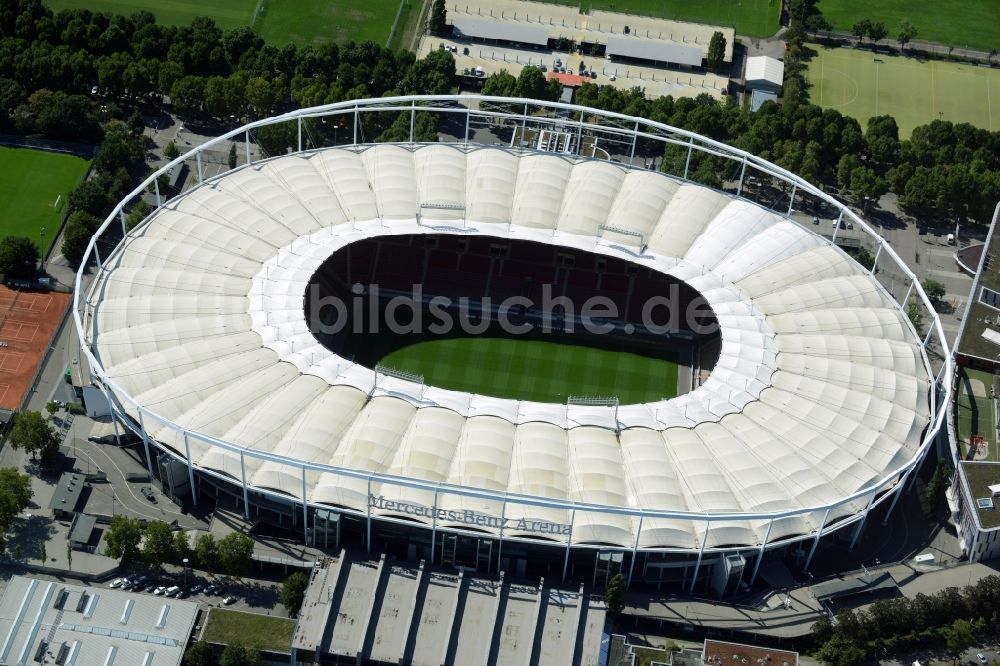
(142, 520, 175, 565)
(707, 31, 727, 72)
(126, 200, 151, 231)
(428, 0, 447, 35)
(897, 20, 918, 50)
(45, 401, 59, 416)
(943, 618, 974, 662)
(606, 573, 626, 616)
(220, 643, 264, 666)
(817, 635, 867, 666)
(104, 515, 142, 561)
(922, 279, 946, 302)
(9, 410, 59, 462)
(0, 237, 39, 279)
(907, 301, 923, 332)
(184, 640, 214, 666)
(61, 210, 101, 268)
(837, 154, 860, 191)
(0, 469, 32, 542)
(163, 140, 180, 160)
(804, 14, 832, 37)
(851, 18, 872, 44)
(868, 22, 888, 46)
(174, 530, 191, 562)
(515, 66, 548, 100)
(926, 460, 953, 514)
(67, 179, 111, 218)
(218, 532, 254, 576)
(195, 533, 218, 572)
(849, 166, 886, 203)
(281, 571, 309, 617)
(481, 70, 517, 98)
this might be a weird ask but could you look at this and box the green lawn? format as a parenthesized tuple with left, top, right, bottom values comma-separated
(956, 367, 998, 462)
(541, 0, 780, 38)
(814, 0, 1000, 53)
(202, 608, 296, 653)
(374, 336, 679, 404)
(0, 147, 89, 258)
(253, 0, 403, 46)
(43, 0, 257, 30)
(805, 44, 1000, 139)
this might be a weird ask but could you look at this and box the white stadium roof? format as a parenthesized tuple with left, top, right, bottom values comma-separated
(87, 142, 931, 552)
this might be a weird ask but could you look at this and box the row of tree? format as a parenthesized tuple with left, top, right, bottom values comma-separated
(559, 78, 1000, 224)
(104, 515, 256, 575)
(813, 574, 1000, 664)
(0, 2, 457, 129)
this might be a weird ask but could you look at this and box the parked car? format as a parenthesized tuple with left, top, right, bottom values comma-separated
(144, 585, 157, 593)
(977, 655, 987, 665)
(203, 585, 219, 596)
(141, 487, 156, 503)
(165, 586, 181, 597)
(222, 595, 237, 605)
(188, 584, 202, 594)
(153, 586, 167, 595)
(109, 578, 125, 588)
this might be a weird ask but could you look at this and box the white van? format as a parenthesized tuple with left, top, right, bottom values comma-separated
(947, 233, 956, 244)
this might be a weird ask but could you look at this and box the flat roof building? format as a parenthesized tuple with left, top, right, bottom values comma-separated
(446, 0, 735, 65)
(745, 56, 784, 93)
(0, 575, 198, 666)
(48, 472, 85, 520)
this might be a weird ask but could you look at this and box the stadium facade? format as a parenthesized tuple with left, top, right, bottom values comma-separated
(76, 96, 951, 591)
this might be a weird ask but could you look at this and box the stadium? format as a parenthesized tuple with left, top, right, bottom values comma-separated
(75, 96, 950, 591)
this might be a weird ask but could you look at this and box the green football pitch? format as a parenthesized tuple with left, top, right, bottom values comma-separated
(43, 0, 401, 46)
(956, 367, 999, 462)
(0, 146, 89, 257)
(806, 44, 1000, 139)
(253, 0, 402, 46)
(814, 0, 1000, 53)
(43, 0, 258, 30)
(542, 0, 780, 38)
(372, 336, 679, 403)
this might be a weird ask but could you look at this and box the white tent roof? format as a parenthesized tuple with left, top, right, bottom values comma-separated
(89, 144, 930, 551)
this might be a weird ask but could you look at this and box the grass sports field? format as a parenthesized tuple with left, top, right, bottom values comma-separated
(956, 367, 999, 462)
(43, 0, 257, 31)
(814, 0, 1000, 53)
(543, 0, 780, 38)
(374, 336, 679, 403)
(806, 44, 1000, 139)
(0, 147, 89, 257)
(254, 0, 402, 46)
(42, 0, 402, 46)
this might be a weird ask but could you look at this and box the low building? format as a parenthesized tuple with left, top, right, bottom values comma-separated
(745, 56, 784, 94)
(608, 636, 798, 666)
(48, 471, 85, 520)
(955, 461, 1000, 561)
(68, 513, 98, 553)
(0, 575, 198, 666)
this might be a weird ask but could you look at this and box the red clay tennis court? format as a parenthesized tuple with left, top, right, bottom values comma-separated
(0, 285, 69, 410)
